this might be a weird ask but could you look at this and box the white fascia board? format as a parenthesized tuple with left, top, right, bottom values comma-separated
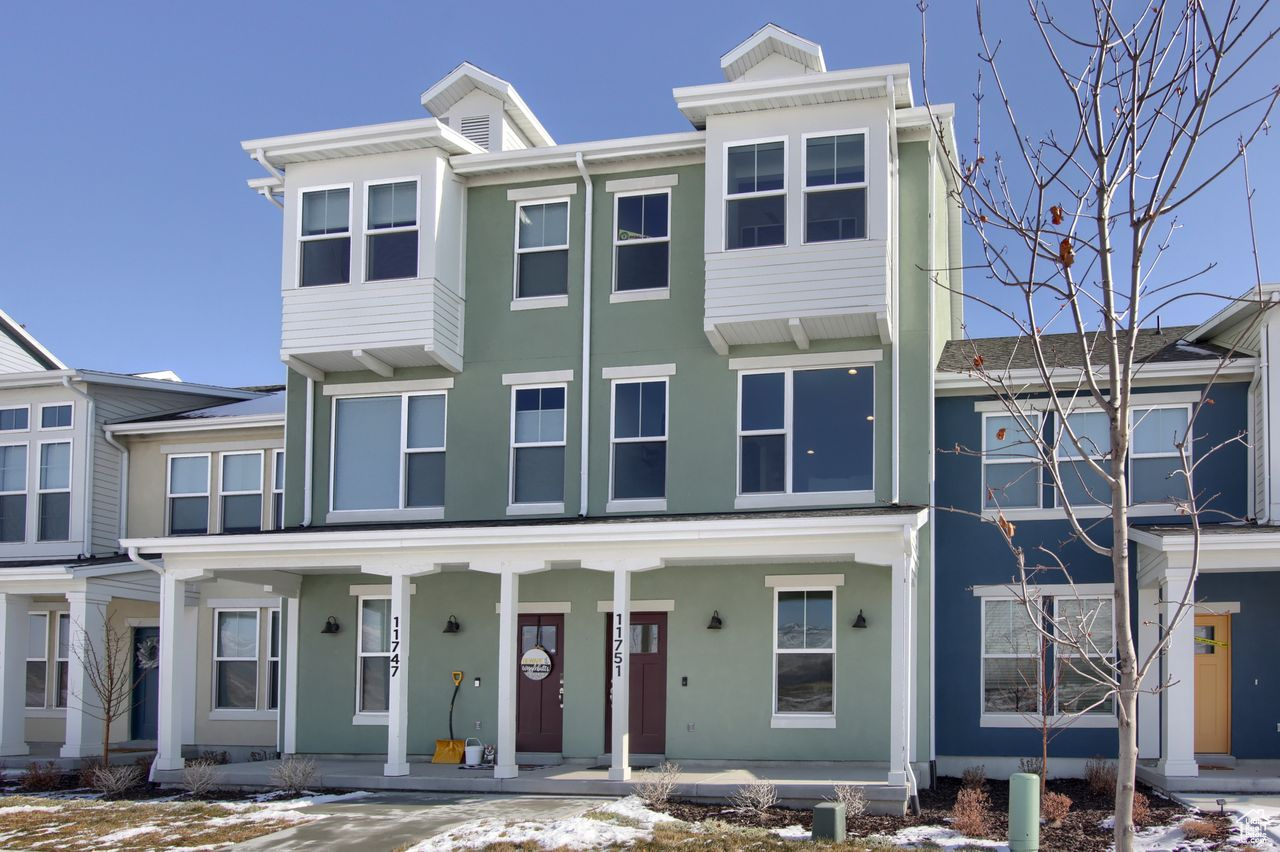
(1128, 526, 1280, 552)
(240, 118, 483, 165)
(76, 370, 262, 400)
(934, 358, 1258, 393)
(0, 369, 77, 390)
(971, 582, 1113, 598)
(449, 132, 706, 176)
(1186, 284, 1280, 342)
(105, 413, 285, 436)
(673, 65, 914, 124)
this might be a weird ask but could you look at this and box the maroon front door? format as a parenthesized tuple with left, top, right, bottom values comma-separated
(517, 614, 564, 753)
(604, 612, 668, 755)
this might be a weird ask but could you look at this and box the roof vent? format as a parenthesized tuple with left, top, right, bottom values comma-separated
(459, 115, 491, 150)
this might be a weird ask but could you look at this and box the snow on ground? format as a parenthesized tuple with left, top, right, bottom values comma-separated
(0, 804, 60, 814)
(96, 824, 164, 844)
(878, 825, 1009, 849)
(407, 796, 668, 851)
(771, 824, 809, 840)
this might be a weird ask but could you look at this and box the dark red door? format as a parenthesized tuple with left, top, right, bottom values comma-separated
(604, 612, 667, 755)
(517, 614, 564, 753)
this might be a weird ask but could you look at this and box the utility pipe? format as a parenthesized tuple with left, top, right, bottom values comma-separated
(886, 76, 901, 506)
(574, 152, 593, 517)
(60, 377, 95, 558)
(102, 429, 129, 542)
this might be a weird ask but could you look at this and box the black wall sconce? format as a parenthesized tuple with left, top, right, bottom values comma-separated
(443, 614, 461, 634)
(320, 616, 341, 634)
(851, 609, 868, 629)
(707, 610, 724, 630)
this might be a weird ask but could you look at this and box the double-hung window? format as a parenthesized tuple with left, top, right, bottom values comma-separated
(365, 179, 418, 281)
(1056, 411, 1111, 505)
(515, 200, 569, 299)
(357, 597, 391, 714)
(0, 444, 26, 543)
(1054, 597, 1115, 716)
(168, 454, 210, 535)
(725, 140, 785, 249)
(271, 450, 285, 530)
(774, 589, 835, 715)
(37, 441, 70, 542)
(213, 609, 258, 710)
(26, 612, 47, 708)
(220, 451, 263, 533)
(267, 609, 280, 711)
(981, 598, 1042, 715)
(803, 133, 867, 242)
(55, 612, 69, 708)
(40, 404, 72, 430)
(299, 187, 351, 287)
(510, 386, 566, 506)
(0, 407, 29, 432)
(610, 380, 667, 501)
(981, 412, 1043, 509)
(613, 191, 670, 292)
(332, 393, 446, 512)
(739, 367, 874, 497)
(1130, 406, 1190, 504)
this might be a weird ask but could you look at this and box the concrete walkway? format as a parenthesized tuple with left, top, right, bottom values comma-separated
(232, 793, 602, 851)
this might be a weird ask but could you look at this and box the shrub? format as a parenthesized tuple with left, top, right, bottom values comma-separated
(19, 761, 63, 792)
(1132, 792, 1151, 827)
(270, 756, 319, 794)
(199, 750, 230, 765)
(730, 781, 779, 817)
(181, 758, 222, 797)
(1041, 792, 1072, 826)
(952, 787, 992, 837)
(249, 749, 277, 762)
(1018, 757, 1044, 778)
(635, 761, 681, 808)
(1181, 818, 1223, 841)
(1084, 757, 1116, 796)
(832, 784, 867, 817)
(961, 764, 987, 790)
(91, 764, 144, 797)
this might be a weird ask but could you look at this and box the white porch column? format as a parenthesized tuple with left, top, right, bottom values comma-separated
(608, 567, 632, 782)
(153, 572, 197, 773)
(0, 594, 32, 756)
(1158, 569, 1199, 777)
(384, 573, 412, 777)
(1136, 586, 1161, 760)
(282, 596, 300, 755)
(495, 569, 520, 780)
(887, 555, 912, 787)
(180, 602, 198, 745)
(60, 590, 109, 758)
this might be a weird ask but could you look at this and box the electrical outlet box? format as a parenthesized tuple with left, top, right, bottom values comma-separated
(687, 722, 695, 732)
(475, 721, 482, 730)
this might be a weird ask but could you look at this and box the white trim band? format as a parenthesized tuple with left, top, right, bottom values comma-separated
(502, 370, 575, 386)
(729, 350, 885, 371)
(596, 599, 675, 612)
(604, 174, 679, 193)
(765, 573, 847, 588)
(600, 364, 677, 380)
(973, 390, 1203, 413)
(204, 597, 279, 610)
(324, 378, 454, 396)
(507, 183, 578, 201)
(494, 601, 572, 614)
(971, 582, 1114, 598)
(348, 584, 418, 596)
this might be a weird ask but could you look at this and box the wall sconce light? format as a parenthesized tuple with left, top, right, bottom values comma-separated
(320, 616, 341, 635)
(443, 614, 461, 634)
(707, 610, 724, 630)
(851, 610, 868, 629)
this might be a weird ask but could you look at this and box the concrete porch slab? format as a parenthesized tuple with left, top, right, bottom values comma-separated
(1, 741, 156, 773)
(1138, 760, 1280, 794)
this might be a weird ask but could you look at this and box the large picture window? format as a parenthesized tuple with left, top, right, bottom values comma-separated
(214, 609, 258, 710)
(511, 385, 566, 506)
(610, 379, 667, 501)
(220, 451, 263, 534)
(357, 597, 391, 714)
(299, 187, 351, 287)
(37, 441, 70, 542)
(725, 140, 785, 249)
(803, 133, 867, 243)
(981, 598, 1042, 714)
(613, 191, 670, 292)
(271, 450, 285, 530)
(515, 200, 569, 299)
(774, 589, 834, 715)
(0, 444, 26, 543)
(168, 454, 210, 535)
(332, 393, 446, 512)
(365, 180, 418, 281)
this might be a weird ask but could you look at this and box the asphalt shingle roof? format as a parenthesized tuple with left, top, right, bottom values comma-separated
(938, 325, 1232, 373)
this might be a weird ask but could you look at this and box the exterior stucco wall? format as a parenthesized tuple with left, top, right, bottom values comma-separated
(193, 579, 279, 750)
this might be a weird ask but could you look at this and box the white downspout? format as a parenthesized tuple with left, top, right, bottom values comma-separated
(575, 152, 593, 517)
(926, 135, 939, 780)
(303, 377, 315, 527)
(126, 546, 163, 574)
(102, 429, 128, 542)
(60, 377, 94, 557)
(887, 77, 901, 506)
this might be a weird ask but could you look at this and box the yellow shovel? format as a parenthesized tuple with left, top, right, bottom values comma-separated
(432, 671, 466, 763)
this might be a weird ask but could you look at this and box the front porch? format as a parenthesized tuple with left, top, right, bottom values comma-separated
(1138, 759, 1280, 794)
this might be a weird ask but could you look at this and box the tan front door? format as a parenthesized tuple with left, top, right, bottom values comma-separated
(1193, 614, 1231, 755)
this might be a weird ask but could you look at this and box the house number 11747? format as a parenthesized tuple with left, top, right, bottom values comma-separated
(390, 615, 400, 677)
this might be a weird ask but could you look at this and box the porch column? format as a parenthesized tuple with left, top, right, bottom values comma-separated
(384, 573, 412, 776)
(1158, 568, 1198, 777)
(154, 572, 197, 773)
(60, 590, 109, 758)
(608, 567, 632, 782)
(495, 569, 520, 779)
(282, 596, 300, 755)
(0, 594, 32, 756)
(887, 555, 912, 787)
(1136, 586, 1160, 760)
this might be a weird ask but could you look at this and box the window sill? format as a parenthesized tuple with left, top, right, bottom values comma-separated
(980, 503, 1180, 522)
(606, 498, 667, 514)
(610, 288, 669, 304)
(326, 507, 444, 525)
(352, 713, 388, 726)
(770, 714, 837, 729)
(507, 502, 565, 516)
(511, 295, 568, 312)
(980, 713, 1117, 729)
(25, 708, 66, 719)
(736, 491, 875, 510)
(208, 709, 277, 722)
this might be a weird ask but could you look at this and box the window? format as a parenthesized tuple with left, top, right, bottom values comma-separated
(804, 133, 867, 243)
(1056, 411, 1111, 505)
(299, 187, 351, 287)
(365, 179, 418, 281)
(26, 612, 47, 708)
(1130, 406, 1190, 504)
(267, 609, 280, 712)
(1054, 597, 1115, 715)
(37, 441, 70, 541)
(515, 200, 569, 299)
(332, 393, 446, 512)
(220, 452, 263, 533)
(0, 407, 28, 432)
(271, 450, 285, 530)
(168, 454, 210, 535)
(55, 612, 69, 708)
(774, 589, 834, 715)
(982, 412, 1044, 509)
(511, 386, 566, 505)
(40, 404, 72, 430)
(611, 379, 666, 500)
(357, 597, 391, 714)
(981, 598, 1042, 714)
(613, 191, 669, 292)
(726, 140, 785, 249)
(213, 610, 258, 710)
(0, 445, 26, 543)
(739, 367, 874, 496)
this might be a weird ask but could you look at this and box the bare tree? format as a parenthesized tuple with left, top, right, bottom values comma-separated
(69, 607, 157, 765)
(919, 2, 1278, 849)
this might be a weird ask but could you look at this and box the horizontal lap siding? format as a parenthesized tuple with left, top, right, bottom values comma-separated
(0, 336, 45, 373)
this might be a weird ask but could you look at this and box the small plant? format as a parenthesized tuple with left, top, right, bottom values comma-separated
(952, 787, 992, 837)
(270, 756, 319, 794)
(91, 764, 144, 797)
(1041, 792, 1072, 827)
(1084, 757, 1116, 796)
(1132, 791, 1151, 827)
(19, 761, 63, 792)
(1018, 757, 1044, 778)
(75, 758, 105, 790)
(249, 749, 278, 762)
(730, 781, 779, 817)
(635, 761, 681, 808)
(200, 750, 231, 765)
(832, 784, 867, 817)
(1181, 818, 1223, 841)
(960, 764, 987, 790)
(181, 758, 222, 797)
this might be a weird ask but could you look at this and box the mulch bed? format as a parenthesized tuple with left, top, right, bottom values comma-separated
(656, 776, 1196, 851)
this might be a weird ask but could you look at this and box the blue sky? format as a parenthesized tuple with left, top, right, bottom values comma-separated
(1, 1, 1275, 387)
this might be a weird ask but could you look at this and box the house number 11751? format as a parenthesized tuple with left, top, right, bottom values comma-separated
(390, 615, 400, 678)
(613, 613, 624, 678)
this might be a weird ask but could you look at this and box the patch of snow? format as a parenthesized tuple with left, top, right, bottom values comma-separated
(0, 805, 60, 814)
(597, 795, 677, 827)
(880, 825, 1009, 849)
(96, 824, 162, 844)
(771, 824, 809, 840)
(1099, 815, 1115, 830)
(407, 816, 648, 851)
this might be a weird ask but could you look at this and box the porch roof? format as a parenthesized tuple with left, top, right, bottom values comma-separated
(1130, 522, 1280, 577)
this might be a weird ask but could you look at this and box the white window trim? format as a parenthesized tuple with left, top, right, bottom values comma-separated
(0, 405, 31, 433)
(25, 611, 48, 709)
(212, 608, 259, 712)
(36, 439, 72, 542)
(296, 183, 354, 289)
(167, 452, 211, 536)
(328, 391, 448, 514)
(800, 129, 870, 246)
(612, 188, 671, 295)
(609, 289, 670, 304)
(356, 595, 391, 716)
(981, 410, 1044, 511)
(0, 442, 27, 544)
(770, 585, 837, 726)
(513, 197, 571, 303)
(54, 611, 69, 709)
(508, 383, 568, 511)
(724, 136, 788, 252)
(609, 378, 668, 506)
(735, 366, 875, 506)
(362, 176, 420, 284)
(267, 608, 280, 712)
(38, 402, 73, 432)
(604, 174, 679, 193)
(220, 450, 264, 534)
(271, 449, 285, 531)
